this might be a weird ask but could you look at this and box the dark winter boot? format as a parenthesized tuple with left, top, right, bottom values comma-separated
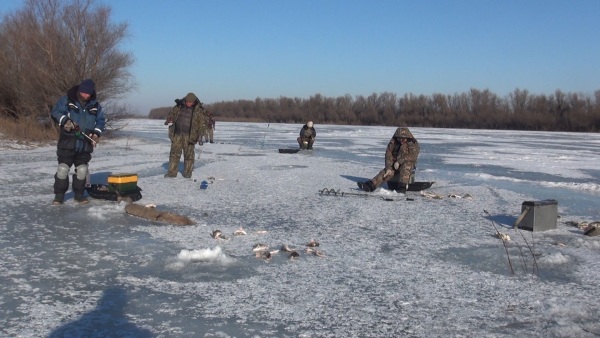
(164, 160, 178, 178)
(182, 160, 194, 178)
(357, 181, 376, 192)
(53, 173, 69, 204)
(72, 175, 89, 204)
(396, 182, 407, 194)
(307, 140, 314, 150)
(53, 173, 69, 193)
(74, 194, 89, 204)
(52, 193, 65, 205)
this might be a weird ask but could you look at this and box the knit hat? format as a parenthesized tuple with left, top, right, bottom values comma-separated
(185, 92, 198, 102)
(79, 79, 95, 94)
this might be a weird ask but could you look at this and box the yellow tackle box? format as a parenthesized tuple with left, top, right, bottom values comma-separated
(107, 173, 138, 193)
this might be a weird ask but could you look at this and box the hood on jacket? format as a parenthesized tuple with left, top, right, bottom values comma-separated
(393, 127, 415, 139)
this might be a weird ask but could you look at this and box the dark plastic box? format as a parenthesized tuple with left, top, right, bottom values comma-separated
(517, 199, 558, 232)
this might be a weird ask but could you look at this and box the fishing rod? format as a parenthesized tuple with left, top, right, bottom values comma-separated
(260, 122, 270, 148)
(318, 188, 414, 201)
(79, 131, 97, 147)
(67, 120, 97, 147)
(73, 127, 97, 147)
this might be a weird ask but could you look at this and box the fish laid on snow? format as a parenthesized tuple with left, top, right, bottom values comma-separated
(306, 239, 320, 247)
(280, 244, 295, 252)
(448, 193, 473, 199)
(211, 230, 227, 240)
(580, 221, 600, 230)
(255, 251, 272, 260)
(565, 220, 592, 229)
(233, 227, 247, 236)
(305, 247, 325, 257)
(565, 220, 600, 235)
(589, 221, 600, 228)
(420, 191, 443, 199)
(252, 243, 269, 252)
(496, 232, 511, 241)
(584, 221, 600, 236)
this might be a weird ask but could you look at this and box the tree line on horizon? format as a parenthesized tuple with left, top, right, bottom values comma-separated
(148, 88, 600, 132)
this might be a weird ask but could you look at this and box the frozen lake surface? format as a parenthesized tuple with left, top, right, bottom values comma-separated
(1, 120, 599, 337)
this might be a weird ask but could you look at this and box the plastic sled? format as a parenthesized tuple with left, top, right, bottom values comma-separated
(86, 184, 143, 202)
(278, 148, 300, 154)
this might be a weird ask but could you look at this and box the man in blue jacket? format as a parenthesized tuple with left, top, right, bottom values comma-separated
(50, 79, 106, 204)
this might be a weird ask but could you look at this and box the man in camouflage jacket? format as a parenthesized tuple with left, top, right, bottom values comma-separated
(297, 121, 316, 150)
(357, 127, 420, 193)
(203, 112, 215, 144)
(164, 92, 207, 178)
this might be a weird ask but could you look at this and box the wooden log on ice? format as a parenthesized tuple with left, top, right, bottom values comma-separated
(121, 198, 195, 225)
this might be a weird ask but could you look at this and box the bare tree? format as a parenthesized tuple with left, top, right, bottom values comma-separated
(508, 88, 530, 115)
(0, 0, 134, 130)
(375, 92, 396, 124)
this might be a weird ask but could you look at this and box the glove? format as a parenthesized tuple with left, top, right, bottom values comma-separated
(393, 160, 405, 170)
(86, 133, 99, 147)
(63, 119, 75, 132)
(164, 118, 173, 126)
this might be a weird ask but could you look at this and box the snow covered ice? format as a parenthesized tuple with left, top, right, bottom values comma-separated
(1, 120, 599, 337)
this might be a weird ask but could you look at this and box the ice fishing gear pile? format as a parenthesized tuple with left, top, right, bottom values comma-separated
(86, 173, 143, 202)
(318, 188, 414, 201)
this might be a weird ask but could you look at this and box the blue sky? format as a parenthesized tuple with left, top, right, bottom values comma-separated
(2, 0, 599, 115)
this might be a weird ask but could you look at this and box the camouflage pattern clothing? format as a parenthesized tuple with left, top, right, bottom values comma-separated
(203, 112, 215, 143)
(297, 124, 316, 149)
(164, 94, 207, 178)
(361, 127, 420, 193)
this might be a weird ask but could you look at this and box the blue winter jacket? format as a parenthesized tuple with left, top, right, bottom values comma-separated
(51, 85, 106, 153)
